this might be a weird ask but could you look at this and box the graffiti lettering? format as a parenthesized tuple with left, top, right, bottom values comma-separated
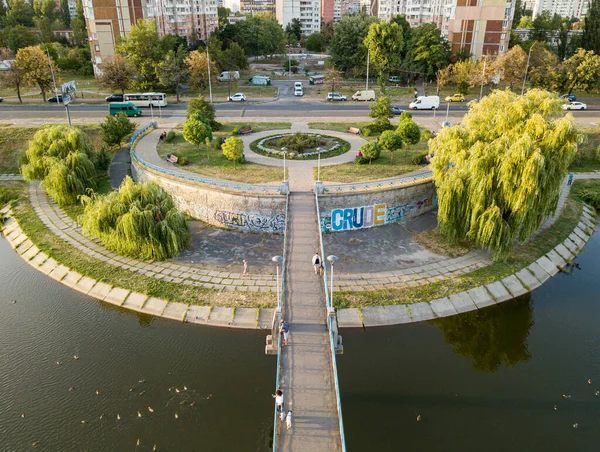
(214, 211, 285, 233)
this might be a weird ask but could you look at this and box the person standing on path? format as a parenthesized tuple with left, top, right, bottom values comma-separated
(273, 389, 284, 413)
(243, 260, 249, 277)
(312, 252, 321, 275)
(568, 173, 574, 186)
(280, 319, 290, 346)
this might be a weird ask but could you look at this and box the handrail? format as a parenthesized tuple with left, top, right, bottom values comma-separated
(129, 123, 283, 195)
(272, 192, 289, 452)
(315, 190, 347, 452)
(322, 171, 433, 193)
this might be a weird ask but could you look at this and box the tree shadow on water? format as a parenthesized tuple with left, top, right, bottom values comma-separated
(431, 295, 534, 373)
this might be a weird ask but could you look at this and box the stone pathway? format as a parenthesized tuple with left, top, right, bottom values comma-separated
(29, 183, 277, 293)
(0, 174, 24, 181)
(109, 148, 131, 189)
(277, 191, 342, 451)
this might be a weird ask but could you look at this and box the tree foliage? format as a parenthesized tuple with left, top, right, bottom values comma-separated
(559, 48, 600, 94)
(329, 14, 377, 74)
(582, 0, 600, 54)
(98, 55, 135, 94)
(221, 136, 244, 165)
(158, 44, 189, 102)
(187, 96, 219, 129)
(430, 89, 580, 257)
(305, 32, 326, 52)
(5, 0, 35, 27)
(396, 118, 421, 145)
(364, 21, 403, 78)
(369, 95, 393, 130)
(100, 113, 136, 150)
(80, 176, 191, 260)
(359, 141, 381, 164)
(15, 45, 54, 102)
(183, 114, 213, 151)
(6, 25, 38, 52)
(186, 50, 219, 91)
(493, 45, 527, 89)
(0, 60, 25, 103)
(405, 23, 450, 80)
(379, 130, 403, 162)
(116, 20, 163, 90)
(21, 125, 96, 206)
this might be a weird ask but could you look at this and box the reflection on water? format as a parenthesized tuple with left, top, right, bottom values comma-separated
(432, 295, 533, 373)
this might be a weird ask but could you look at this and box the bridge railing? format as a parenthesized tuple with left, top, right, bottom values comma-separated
(315, 190, 347, 452)
(272, 193, 289, 452)
(322, 171, 433, 193)
(130, 123, 283, 195)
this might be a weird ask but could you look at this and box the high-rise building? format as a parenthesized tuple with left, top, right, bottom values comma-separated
(144, 0, 218, 43)
(377, 0, 515, 58)
(81, 0, 144, 75)
(276, 0, 321, 34)
(340, 0, 361, 15)
(240, 0, 276, 15)
(321, 0, 334, 23)
(532, 0, 588, 19)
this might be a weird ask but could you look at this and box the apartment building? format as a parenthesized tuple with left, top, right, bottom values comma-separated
(377, 0, 515, 58)
(81, 0, 144, 75)
(240, 0, 276, 15)
(532, 0, 588, 19)
(340, 0, 361, 15)
(276, 0, 321, 34)
(321, 0, 334, 23)
(144, 0, 218, 42)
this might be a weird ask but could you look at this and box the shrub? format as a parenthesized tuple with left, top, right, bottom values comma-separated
(231, 127, 240, 136)
(275, 133, 327, 154)
(187, 96, 220, 129)
(100, 113, 136, 150)
(420, 129, 433, 142)
(94, 146, 112, 171)
(411, 152, 429, 165)
(21, 125, 96, 206)
(80, 176, 191, 260)
(379, 130, 403, 162)
(367, 120, 393, 133)
(362, 128, 371, 137)
(397, 119, 421, 145)
(165, 131, 177, 143)
(183, 114, 213, 151)
(222, 137, 245, 166)
(399, 111, 413, 122)
(179, 156, 189, 166)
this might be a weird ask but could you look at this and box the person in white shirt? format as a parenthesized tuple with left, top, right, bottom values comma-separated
(312, 252, 321, 275)
(272, 389, 284, 413)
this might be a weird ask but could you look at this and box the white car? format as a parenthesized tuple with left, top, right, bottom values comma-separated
(227, 93, 246, 102)
(562, 101, 586, 110)
(327, 92, 347, 101)
(294, 88, 303, 97)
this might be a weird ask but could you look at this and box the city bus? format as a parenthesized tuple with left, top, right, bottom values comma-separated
(123, 92, 167, 107)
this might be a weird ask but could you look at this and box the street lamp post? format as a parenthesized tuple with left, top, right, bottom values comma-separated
(271, 255, 284, 305)
(326, 255, 338, 308)
(317, 147, 322, 181)
(281, 147, 287, 182)
(521, 42, 537, 96)
(445, 100, 450, 125)
(479, 58, 487, 101)
(366, 48, 370, 91)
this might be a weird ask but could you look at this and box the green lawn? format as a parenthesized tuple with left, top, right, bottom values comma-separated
(569, 127, 600, 172)
(157, 132, 286, 184)
(308, 122, 430, 182)
(0, 125, 103, 174)
(333, 187, 588, 309)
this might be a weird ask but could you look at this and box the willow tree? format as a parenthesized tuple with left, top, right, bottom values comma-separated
(430, 89, 580, 257)
(80, 176, 190, 260)
(21, 125, 96, 206)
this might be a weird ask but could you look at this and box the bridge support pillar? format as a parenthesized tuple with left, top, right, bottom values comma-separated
(329, 307, 344, 355)
(265, 307, 282, 355)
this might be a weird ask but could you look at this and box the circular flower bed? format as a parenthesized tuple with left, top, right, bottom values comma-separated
(250, 133, 351, 160)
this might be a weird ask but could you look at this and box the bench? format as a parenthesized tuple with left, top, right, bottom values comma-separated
(348, 127, 362, 135)
(238, 127, 253, 135)
(166, 154, 179, 164)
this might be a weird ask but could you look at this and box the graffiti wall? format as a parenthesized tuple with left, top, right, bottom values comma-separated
(318, 181, 437, 233)
(214, 211, 286, 233)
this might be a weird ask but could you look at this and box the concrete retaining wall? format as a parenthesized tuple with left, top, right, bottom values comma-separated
(318, 180, 437, 233)
(132, 160, 287, 233)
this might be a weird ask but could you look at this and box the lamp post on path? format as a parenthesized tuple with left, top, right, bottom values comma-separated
(272, 255, 284, 305)
(326, 255, 338, 308)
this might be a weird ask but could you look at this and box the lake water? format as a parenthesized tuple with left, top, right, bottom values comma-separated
(0, 238, 274, 451)
(338, 227, 600, 452)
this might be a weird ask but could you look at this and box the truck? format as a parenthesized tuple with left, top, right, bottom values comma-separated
(351, 90, 376, 101)
(409, 95, 440, 110)
(218, 71, 240, 82)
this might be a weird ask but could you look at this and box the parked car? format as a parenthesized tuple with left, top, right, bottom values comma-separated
(294, 81, 303, 89)
(561, 93, 576, 102)
(48, 95, 65, 103)
(562, 101, 587, 110)
(391, 106, 405, 115)
(445, 93, 465, 102)
(227, 93, 246, 102)
(409, 95, 440, 110)
(388, 76, 400, 83)
(294, 87, 303, 97)
(352, 90, 376, 101)
(327, 92, 347, 101)
(105, 94, 124, 102)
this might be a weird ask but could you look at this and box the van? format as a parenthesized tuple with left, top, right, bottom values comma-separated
(294, 81, 303, 89)
(109, 102, 142, 117)
(409, 95, 440, 110)
(218, 71, 240, 82)
(351, 90, 376, 101)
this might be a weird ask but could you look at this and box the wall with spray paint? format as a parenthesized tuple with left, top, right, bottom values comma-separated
(132, 161, 287, 233)
(319, 180, 437, 232)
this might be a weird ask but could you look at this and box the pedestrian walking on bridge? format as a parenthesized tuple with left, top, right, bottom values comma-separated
(312, 252, 321, 275)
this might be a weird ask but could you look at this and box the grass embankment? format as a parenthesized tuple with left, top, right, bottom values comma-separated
(569, 127, 600, 173)
(0, 125, 103, 174)
(308, 122, 430, 182)
(249, 133, 351, 160)
(160, 122, 291, 183)
(10, 198, 276, 308)
(333, 189, 590, 309)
